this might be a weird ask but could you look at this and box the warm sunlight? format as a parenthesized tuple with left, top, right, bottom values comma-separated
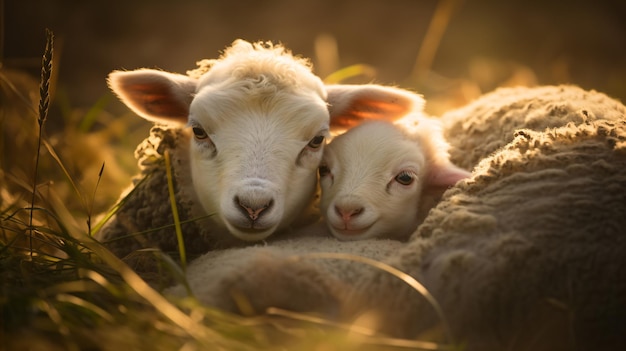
(2, 1, 625, 350)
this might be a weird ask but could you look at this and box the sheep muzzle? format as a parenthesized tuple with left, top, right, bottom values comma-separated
(235, 196, 274, 222)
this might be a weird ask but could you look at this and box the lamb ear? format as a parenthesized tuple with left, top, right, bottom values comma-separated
(427, 163, 472, 187)
(108, 69, 197, 125)
(325, 84, 425, 130)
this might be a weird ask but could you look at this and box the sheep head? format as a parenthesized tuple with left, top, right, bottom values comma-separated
(319, 120, 471, 241)
(108, 40, 422, 242)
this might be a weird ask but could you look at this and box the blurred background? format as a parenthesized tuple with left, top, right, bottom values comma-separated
(5, 0, 625, 111)
(2, 0, 626, 216)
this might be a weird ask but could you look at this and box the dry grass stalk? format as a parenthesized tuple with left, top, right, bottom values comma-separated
(29, 28, 54, 256)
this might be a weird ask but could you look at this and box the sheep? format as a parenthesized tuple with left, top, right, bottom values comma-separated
(165, 85, 626, 351)
(318, 119, 470, 241)
(96, 39, 425, 259)
(356, 123, 626, 350)
(441, 84, 626, 170)
(165, 235, 405, 315)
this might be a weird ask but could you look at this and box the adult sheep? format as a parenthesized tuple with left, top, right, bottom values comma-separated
(167, 85, 626, 351)
(97, 39, 424, 259)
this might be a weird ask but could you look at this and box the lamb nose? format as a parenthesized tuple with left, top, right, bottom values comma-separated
(335, 205, 364, 223)
(236, 197, 274, 221)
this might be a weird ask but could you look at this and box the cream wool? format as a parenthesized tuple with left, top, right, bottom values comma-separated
(442, 84, 626, 170)
(97, 39, 425, 259)
(358, 118, 626, 350)
(319, 120, 470, 241)
(167, 85, 626, 351)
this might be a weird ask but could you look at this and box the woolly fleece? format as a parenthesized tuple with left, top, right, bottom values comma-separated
(167, 85, 626, 351)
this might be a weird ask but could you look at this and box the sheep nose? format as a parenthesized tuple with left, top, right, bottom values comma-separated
(235, 196, 274, 221)
(335, 205, 364, 223)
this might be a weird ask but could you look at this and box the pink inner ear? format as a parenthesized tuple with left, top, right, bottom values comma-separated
(427, 163, 472, 187)
(109, 70, 196, 125)
(330, 98, 414, 129)
(124, 82, 190, 123)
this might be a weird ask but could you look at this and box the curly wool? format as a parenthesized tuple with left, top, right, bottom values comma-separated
(166, 85, 626, 351)
(357, 119, 626, 350)
(442, 84, 626, 170)
(188, 39, 319, 96)
(187, 40, 312, 79)
(96, 126, 217, 259)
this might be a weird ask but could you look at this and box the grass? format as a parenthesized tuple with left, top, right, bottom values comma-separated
(0, 30, 461, 351)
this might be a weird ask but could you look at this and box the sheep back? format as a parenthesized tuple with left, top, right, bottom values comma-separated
(443, 85, 626, 170)
(361, 118, 626, 350)
(166, 235, 404, 316)
(155, 85, 626, 351)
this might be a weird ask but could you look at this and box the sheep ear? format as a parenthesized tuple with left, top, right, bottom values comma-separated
(325, 84, 424, 130)
(427, 163, 471, 187)
(108, 69, 197, 125)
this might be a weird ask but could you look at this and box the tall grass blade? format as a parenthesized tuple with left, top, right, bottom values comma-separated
(324, 64, 376, 84)
(42, 139, 89, 211)
(268, 307, 452, 351)
(78, 94, 111, 132)
(292, 252, 456, 346)
(164, 150, 187, 271)
(89, 174, 150, 236)
(29, 28, 54, 256)
(79, 236, 248, 349)
(87, 162, 105, 234)
(0, 71, 38, 113)
(410, 0, 464, 82)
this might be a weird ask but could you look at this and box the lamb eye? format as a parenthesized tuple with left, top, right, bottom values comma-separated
(318, 164, 331, 177)
(192, 127, 208, 140)
(395, 171, 415, 185)
(307, 135, 325, 149)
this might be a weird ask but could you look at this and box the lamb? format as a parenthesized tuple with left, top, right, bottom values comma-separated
(166, 85, 626, 350)
(96, 39, 425, 259)
(319, 119, 470, 241)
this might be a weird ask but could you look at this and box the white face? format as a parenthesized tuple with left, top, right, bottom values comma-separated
(319, 122, 426, 241)
(188, 83, 329, 241)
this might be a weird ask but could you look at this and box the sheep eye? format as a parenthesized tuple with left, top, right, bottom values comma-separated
(395, 171, 415, 185)
(192, 127, 208, 140)
(307, 135, 325, 149)
(318, 164, 331, 177)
